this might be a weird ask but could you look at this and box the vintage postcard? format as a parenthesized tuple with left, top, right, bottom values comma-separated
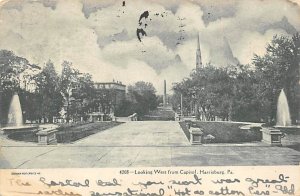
(0, 0, 300, 195)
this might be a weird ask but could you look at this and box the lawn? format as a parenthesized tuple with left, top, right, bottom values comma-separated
(281, 129, 300, 152)
(6, 121, 123, 143)
(7, 130, 38, 142)
(56, 121, 123, 143)
(179, 121, 262, 143)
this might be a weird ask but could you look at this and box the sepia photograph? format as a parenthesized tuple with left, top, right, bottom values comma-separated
(0, 0, 300, 170)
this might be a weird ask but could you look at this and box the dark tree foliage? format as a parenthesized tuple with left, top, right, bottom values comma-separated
(0, 51, 97, 124)
(0, 50, 40, 124)
(253, 33, 300, 123)
(34, 60, 63, 122)
(115, 100, 138, 117)
(59, 61, 95, 122)
(71, 73, 96, 119)
(0, 50, 40, 91)
(116, 81, 158, 117)
(228, 64, 261, 122)
(173, 65, 235, 121)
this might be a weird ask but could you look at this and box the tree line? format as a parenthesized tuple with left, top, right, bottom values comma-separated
(172, 33, 300, 124)
(0, 50, 158, 124)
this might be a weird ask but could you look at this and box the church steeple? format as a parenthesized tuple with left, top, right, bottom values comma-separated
(196, 33, 203, 69)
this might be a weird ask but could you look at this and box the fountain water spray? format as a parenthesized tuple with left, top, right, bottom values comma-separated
(7, 93, 23, 127)
(1, 91, 41, 143)
(276, 89, 291, 126)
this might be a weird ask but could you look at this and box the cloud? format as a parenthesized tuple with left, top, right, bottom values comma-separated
(101, 36, 186, 72)
(230, 29, 290, 65)
(0, 1, 98, 70)
(0, 0, 189, 93)
(198, 0, 300, 66)
(197, 0, 238, 25)
(0, 0, 299, 94)
(235, 0, 300, 31)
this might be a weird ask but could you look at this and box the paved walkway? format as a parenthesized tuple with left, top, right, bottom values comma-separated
(1, 121, 300, 168)
(74, 121, 189, 146)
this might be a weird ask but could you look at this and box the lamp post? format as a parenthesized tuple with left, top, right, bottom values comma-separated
(180, 93, 183, 120)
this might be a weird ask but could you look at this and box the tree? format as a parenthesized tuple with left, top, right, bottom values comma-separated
(34, 60, 63, 123)
(253, 33, 300, 123)
(115, 100, 137, 117)
(193, 65, 234, 121)
(0, 50, 41, 124)
(0, 50, 40, 91)
(172, 33, 300, 124)
(59, 61, 81, 122)
(172, 65, 235, 121)
(69, 73, 95, 120)
(227, 64, 261, 122)
(59, 61, 96, 122)
(172, 77, 193, 116)
(116, 81, 158, 116)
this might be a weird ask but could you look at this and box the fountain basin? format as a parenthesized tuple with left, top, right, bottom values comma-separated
(2, 125, 39, 134)
(2, 125, 39, 143)
(274, 125, 300, 132)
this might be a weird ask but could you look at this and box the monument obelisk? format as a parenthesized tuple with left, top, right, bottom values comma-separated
(196, 33, 203, 69)
(163, 80, 167, 107)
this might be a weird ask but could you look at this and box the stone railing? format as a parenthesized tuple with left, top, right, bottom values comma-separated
(115, 113, 138, 122)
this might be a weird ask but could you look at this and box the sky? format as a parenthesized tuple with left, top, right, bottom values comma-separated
(0, 0, 299, 94)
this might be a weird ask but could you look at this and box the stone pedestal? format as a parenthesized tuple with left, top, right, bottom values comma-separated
(261, 128, 283, 146)
(36, 128, 58, 145)
(189, 127, 203, 145)
(175, 113, 180, 121)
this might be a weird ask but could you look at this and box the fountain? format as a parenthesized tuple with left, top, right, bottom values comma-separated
(2, 93, 38, 134)
(7, 92, 24, 127)
(276, 89, 291, 127)
(274, 89, 299, 131)
(259, 89, 299, 146)
(1, 93, 58, 145)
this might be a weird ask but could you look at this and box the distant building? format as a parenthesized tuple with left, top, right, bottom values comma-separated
(90, 81, 126, 121)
